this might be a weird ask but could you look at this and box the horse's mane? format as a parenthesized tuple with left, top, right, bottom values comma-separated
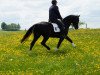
(63, 15, 79, 23)
(63, 15, 77, 20)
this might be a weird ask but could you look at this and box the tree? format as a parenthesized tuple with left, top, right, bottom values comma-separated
(79, 21, 85, 26)
(1, 22, 7, 30)
(17, 24, 21, 30)
(79, 21, 88, 28)
(8, 23, 21, 31)
(70, 21, 86, 29)
(1, 22, 21, 31)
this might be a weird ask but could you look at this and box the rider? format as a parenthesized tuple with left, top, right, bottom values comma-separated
(49, 0, 65, 33)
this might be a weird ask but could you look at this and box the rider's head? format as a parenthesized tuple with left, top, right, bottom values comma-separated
(51, 0, 57, 5)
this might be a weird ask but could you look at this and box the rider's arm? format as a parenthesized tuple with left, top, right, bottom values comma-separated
(54, 6, 62, 21)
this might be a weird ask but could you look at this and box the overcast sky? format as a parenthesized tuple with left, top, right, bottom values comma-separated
(0, 0, 100, 29)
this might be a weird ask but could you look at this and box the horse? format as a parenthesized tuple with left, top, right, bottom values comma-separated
(21, 15, 80, 51)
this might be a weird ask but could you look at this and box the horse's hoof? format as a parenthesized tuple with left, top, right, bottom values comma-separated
(47, 48, 50, 50)
(72, 43, 76, 48)
(55, 48, 58, 51)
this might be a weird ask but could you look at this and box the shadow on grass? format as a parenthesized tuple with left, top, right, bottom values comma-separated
(27, 51, 38, 58)
(22, 48, 71, 58)
(17, 43, 74, 58)
(49, 49, 70, 55)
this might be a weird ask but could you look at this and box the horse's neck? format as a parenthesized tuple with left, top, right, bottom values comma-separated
(64, 22, 71, 29)
(63, 19, 71, 29)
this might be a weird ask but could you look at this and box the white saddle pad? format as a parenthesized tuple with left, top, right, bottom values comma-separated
(52, 23, 60, 32)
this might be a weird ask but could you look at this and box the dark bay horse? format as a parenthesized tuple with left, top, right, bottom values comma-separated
(21, 15, 80, 51)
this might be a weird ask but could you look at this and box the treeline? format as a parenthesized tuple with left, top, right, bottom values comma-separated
(1, 22, 21, 31)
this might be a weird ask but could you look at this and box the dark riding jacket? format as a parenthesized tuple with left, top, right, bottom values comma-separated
(49, 5, 62, 22)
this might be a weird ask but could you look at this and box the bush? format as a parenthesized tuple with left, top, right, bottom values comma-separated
(1, 22, 7, 30)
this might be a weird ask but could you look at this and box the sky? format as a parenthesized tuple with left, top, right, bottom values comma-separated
(0, 0, 100, 29)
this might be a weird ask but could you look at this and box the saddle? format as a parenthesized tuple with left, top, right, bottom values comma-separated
(51, 23, 60, 32)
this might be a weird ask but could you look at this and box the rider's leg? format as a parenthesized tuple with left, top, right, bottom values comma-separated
(56, 20, 65, 31)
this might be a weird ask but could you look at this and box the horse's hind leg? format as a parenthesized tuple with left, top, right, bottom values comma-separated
(41, 36, 50, 50)
(30, 33, 40, 50)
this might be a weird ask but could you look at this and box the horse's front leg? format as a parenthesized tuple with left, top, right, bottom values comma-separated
(65, 36, 76, 47)
(55, 37, 64, 51)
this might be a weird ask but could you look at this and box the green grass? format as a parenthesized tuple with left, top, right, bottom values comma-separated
(0, 29, 100, 75)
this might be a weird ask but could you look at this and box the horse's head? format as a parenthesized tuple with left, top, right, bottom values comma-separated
(63, 15, 80, 29)
(72, 15, 80, 29)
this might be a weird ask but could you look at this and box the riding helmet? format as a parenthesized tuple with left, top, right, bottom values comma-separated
(52, 0, 57, 4)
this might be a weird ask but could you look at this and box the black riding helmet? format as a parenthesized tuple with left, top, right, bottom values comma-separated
(52, 0, 57, 5)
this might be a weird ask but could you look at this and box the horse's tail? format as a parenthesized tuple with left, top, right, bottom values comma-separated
(21, 25, 35, 43)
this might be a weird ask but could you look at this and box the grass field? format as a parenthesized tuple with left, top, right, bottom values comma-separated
(0, 29, 100, 75)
